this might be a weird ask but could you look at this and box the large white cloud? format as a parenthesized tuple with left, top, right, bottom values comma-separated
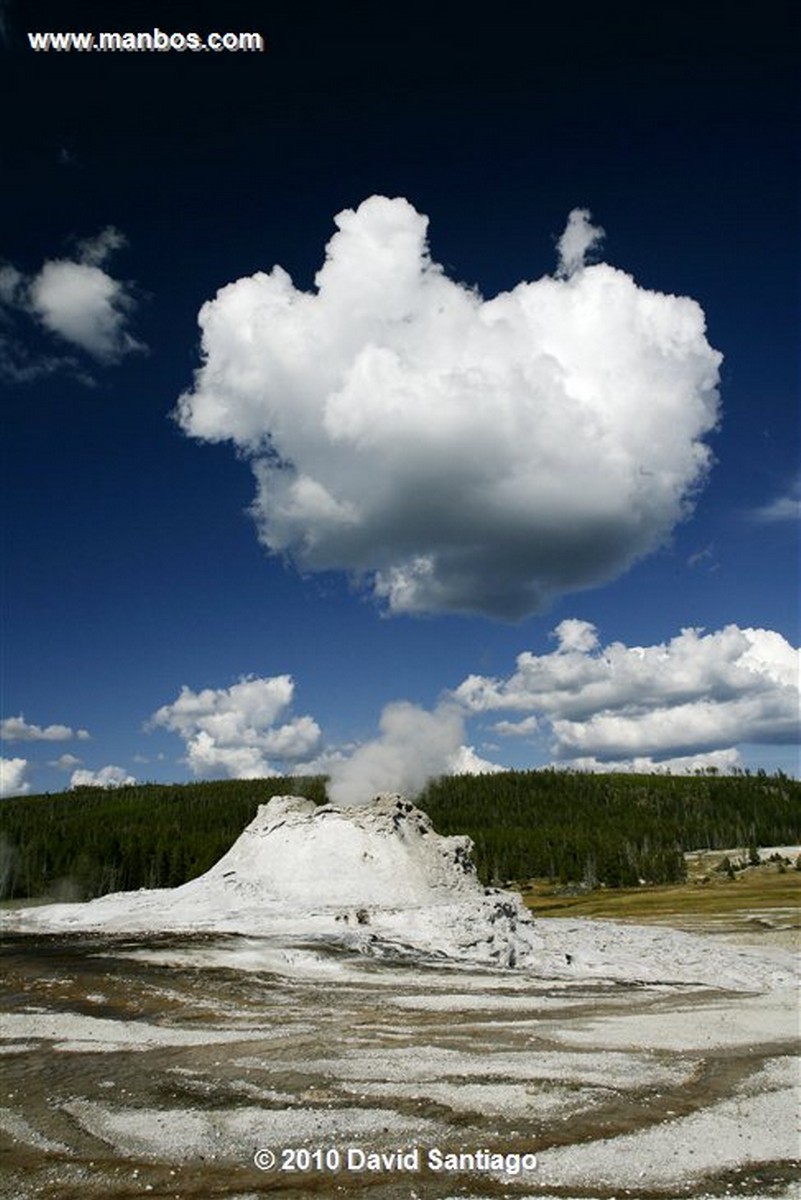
(0, 757, 30, 798)
(1, 714, 90, 742)
(149, 675, 322, 780)
(453, 621, 800, 764)
(176, 197, 721, 619)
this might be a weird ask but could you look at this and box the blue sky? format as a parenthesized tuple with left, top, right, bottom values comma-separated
(1, 0, 798, 799)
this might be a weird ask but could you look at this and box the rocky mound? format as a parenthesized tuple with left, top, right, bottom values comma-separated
(6, 795, 533, 966)
(4, 795, 796, 990)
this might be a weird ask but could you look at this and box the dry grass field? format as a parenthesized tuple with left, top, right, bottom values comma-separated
(520, 848, 801, 948)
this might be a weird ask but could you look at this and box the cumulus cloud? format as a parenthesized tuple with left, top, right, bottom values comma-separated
(70, 765, 136, 789)
(0, 226, 143, 374)
(1, 714, 89, 742)
(175, 197, 721, 619)
(494, 715, 540, 738)
(453, 621, 800, 766)
(149, 675, 322, 780)
(29, 259, 140, 362)
(566, 749, 743, 775)
(448, 743, 506, 776)
(327, 701, 469, 806)
(0, 757, 30, 798)
(50, 753, 83, 771)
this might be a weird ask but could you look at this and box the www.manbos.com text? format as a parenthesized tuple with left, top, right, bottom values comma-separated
(28, 29, 265, 53)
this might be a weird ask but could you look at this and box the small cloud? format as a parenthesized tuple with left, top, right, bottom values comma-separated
(70, 765, 136, 789)
(29, 258, 142, 362)
(494, 715, 540, 737)
(556, 207, 605, 278)
(74, 226, 127, 268)
(49, 753, 83, 771)
(448, 743, 505, 775)
(148, 675, 322, 780)
(687, 544, 715, 568)
(0, 227, 144, 378)
(1, 714, 82, 742)
(750, 476, 801, 523)
(0, 340, 81, 384)
(552, 618, 600, 654)
(1, 757, 31, 798)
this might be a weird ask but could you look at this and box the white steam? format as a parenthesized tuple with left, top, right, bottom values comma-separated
(327, 701, 484, 806)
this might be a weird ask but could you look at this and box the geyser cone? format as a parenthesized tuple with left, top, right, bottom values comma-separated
(3, 795, 796, 989)
(203, 793, 484, 908)
(3, 794, 533, 967)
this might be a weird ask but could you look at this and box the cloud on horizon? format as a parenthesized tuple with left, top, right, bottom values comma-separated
(70, 765, 136, 789)
(0, 756, 30, 798)
(176, 197, 721, 619)
(565, 748, 744, 774)
(453, 621, 800, 766)
(149, 675, 323, 780)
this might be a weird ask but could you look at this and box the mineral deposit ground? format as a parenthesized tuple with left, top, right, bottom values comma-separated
(1, 797, 798, 1200)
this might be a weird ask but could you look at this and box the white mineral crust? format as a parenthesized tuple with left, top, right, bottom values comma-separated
(4, 794, 796, 990)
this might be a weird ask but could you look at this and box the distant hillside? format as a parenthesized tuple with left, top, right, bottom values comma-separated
(418, 769, 800, 887)
(1, 770, 798, 901)
(0, 777, 326, 902)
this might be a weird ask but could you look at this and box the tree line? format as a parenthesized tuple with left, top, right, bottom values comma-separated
(0, 769, 797, 901)
(418, 768, 799, 886)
